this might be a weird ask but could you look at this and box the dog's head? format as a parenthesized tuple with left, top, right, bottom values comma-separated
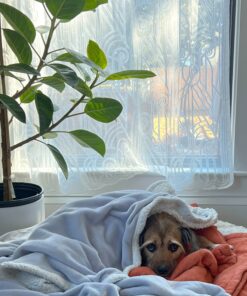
(139, 212, 192, 277)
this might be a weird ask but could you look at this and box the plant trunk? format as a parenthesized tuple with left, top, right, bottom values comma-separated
(0, 16, 15, 201)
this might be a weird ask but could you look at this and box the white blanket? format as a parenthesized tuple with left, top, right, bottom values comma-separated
(0, 190, 230, 296)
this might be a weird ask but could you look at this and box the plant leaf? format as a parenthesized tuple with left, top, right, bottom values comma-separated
(45, 0, 107, 20)
(85, 97, 122, 123)
(48, 64, 91, 96)
(46, 144, 68, 179)
(43, 132, 58, 139)
(87, 40, 107, 70)
(53, 104, 59, 112)
(35, 91, 54, 133)
(65, 49, 106, 76)
(74, 78, 92, 97)
(0, 94, 26, 123)
(45, 0, 84, 20)
(0, 3, 36, 43)
(3, 29, 32, 65)
(39, 75, 65, 92)
(36, 25, 50, 34)
(106, 70, 156, 80)
(0, 64, 39, 75)
(48, 63, 78, 87)
(20, 84, 41, 103)
(97, 0, 108, 4)
(54, 52, 82, 64)
(82, 0, 108, 11)
(69, 129, 105, 156)
(74, 64, 91, 81)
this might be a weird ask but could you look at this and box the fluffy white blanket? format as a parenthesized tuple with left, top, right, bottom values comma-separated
(0, 190, 230, 296)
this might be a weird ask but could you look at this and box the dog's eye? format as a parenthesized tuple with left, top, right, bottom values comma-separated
(146, 243, 156, 252)
(168, 243, 179, 252)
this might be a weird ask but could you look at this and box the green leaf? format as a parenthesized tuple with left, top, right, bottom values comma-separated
(0, 94, 26, 123)
(54, 52, 82, 64)
(0, 3, 36, 43)
(87, 40, 107, 70)
(70, 98, 90, 104)
(36, 25, 50, 34)
(35, 91, 54, 133)
(48, 64, 91, 96)
(70, 99, 79, 104)
(85, 97, 122, 123)
(52, 53, 92, 81)
(45, 0, 107, 20)
(39, 75, 65, 92)
(20, 84, 41, 103)
(46, 144, 68, 179)
(34, 124, 40, 133)
(82, 0, 108, 11)
(3, 29, 32, 65)
(106, 70, 156, 80)
(53, 104, 59, 112)
(0, 64, 40, 75)
(65, 49, 106, 76)
(97, 0, 108, 4)
(69, 129, 105, 156)
(74, 78, 92, 97)
(48, 63, 78, 87)
(45, 0, 84, 20)
(75, 64, 91, 81)
(43, 132, 58, 139)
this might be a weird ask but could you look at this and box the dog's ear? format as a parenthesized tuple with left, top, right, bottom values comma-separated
(139, 228, 147, 265)
(139, 216, 153, 247)
(180, 227, 192, 251)
(139, 229, 145, 246)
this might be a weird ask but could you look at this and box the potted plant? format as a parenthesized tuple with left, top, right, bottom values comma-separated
(0, 0, 155, 235)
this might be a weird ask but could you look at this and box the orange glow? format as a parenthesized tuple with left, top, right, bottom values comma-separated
(153, 116, 215, 142)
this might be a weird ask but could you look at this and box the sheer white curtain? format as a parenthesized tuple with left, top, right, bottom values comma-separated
(4, 0, 233, 195)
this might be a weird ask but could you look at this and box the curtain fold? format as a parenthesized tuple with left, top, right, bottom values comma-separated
(2, 0, 233, 195)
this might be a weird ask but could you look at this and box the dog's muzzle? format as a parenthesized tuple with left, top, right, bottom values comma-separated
(156, 265, 171, 277)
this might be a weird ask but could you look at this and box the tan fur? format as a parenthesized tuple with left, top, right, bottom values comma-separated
(140, 212, 216, 277)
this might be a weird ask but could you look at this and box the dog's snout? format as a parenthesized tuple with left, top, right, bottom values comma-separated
(156, 265, 170, 277)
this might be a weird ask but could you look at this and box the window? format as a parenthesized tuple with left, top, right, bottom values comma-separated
(3, 0, 233, 196)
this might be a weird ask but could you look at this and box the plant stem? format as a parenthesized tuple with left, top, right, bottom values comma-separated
(40, 34, 46, 47)
(0, 17, 15, 200)
(42, 2, 52, 20)
(92, 79, 107, 88)
(47, 47, 65, 55)
(0, 11, 58, 200)
(12, 16, 57, 100)
(67, 111, 85, 118)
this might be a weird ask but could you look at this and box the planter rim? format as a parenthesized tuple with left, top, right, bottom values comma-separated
(0, 182, 43, 208)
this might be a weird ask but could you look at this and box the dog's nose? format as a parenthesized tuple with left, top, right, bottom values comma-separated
(156, 265, 170, 277)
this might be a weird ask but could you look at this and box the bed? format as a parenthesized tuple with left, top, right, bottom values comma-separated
(0, 189, 246, 296)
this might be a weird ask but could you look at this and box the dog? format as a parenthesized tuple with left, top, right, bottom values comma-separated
(139, 212, 217, 278)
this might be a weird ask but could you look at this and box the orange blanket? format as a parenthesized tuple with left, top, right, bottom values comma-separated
(129, 226, 247, 296)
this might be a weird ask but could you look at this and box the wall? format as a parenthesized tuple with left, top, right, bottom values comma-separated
(45, 174, 247, 227)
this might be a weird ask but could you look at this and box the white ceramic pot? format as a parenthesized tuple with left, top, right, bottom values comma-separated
(0, 183, 45, 236)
